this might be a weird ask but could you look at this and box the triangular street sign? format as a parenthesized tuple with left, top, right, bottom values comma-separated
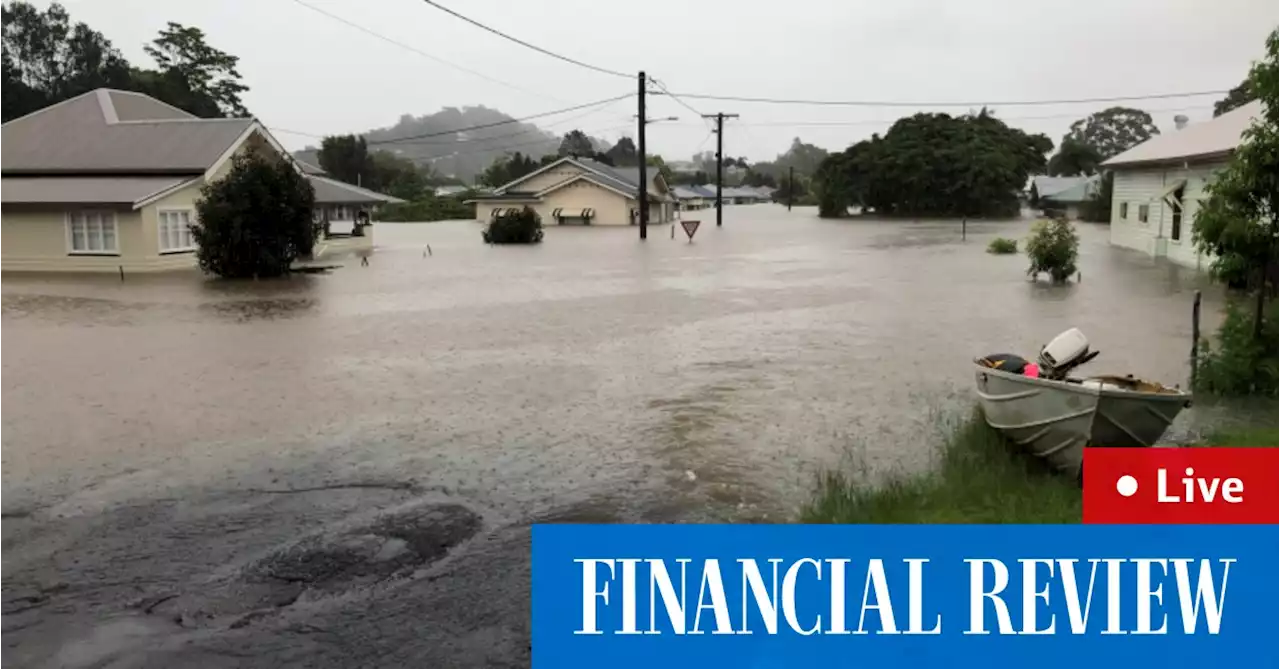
(680, 219, 701, 241)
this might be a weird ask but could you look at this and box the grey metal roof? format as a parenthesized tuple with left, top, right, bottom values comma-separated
(0, 175, 191, 205)
(1041, 176, 1098, 204)
(2, 89, 252, 174)
(308, 175, 406, 205)
(1031, 176, 1090, 198)
(1104, 101, 1262, 167)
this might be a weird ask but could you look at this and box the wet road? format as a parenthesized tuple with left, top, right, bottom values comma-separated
(2, 206, 1226, 666)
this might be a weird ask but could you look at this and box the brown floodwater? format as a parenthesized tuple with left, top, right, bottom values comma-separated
(0, 206, 1238, 667)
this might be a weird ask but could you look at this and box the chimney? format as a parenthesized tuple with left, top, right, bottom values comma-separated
(1174, 115, 1189, 130)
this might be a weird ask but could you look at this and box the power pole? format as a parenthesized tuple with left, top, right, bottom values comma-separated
(637, 71, 648, 240)
(787, 165, 794, 212)
(701, 112, 739, 227)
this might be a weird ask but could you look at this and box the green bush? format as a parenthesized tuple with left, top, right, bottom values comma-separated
(1195, 299, 1278, 398)
(1025, 218, 1079, 283)
(987, 237, 1018, 254)
(483, 206, 543, 244)
(193, 152, 316, 278)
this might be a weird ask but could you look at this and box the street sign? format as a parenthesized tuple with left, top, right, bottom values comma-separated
(680, 219, 700, 242)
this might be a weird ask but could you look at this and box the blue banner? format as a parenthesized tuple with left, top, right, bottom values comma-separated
(532, 525, 1278, 668)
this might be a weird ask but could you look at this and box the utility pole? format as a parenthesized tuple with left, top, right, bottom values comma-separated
(787, 165, 794, 212)
(637, 71, 648, 240)
(701, 112, 739, 227)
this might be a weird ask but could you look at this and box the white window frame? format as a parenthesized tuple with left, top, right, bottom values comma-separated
(157, 208, 198, 254)
(65, 210, 119, 255)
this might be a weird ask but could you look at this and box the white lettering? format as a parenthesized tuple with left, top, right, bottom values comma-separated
(691, 560, 735, 635)
(783, 558, 822, 635)
(1134, 558, 1168, 634)
(1058, 559, 1100, 634)
(826, 559, 851, 634)
(853, 559, 897, 634)
(1158, 468, 1179, 502)
(647, 558, 689, 634)
(1019, 559, 1056, 635)
(738, 559, 782, 635)
(575, 559, 614, 635)
(965, 559, 1014, 635)
(1171, 558, 1233, 634)
(1099, 558, 1127, 635)
(905, 559, 941, 635)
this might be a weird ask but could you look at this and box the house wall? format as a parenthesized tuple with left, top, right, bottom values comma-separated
(1109, 160, 1223, 269)
(516, 165, 589, 193)
(0, 206, 153, 272)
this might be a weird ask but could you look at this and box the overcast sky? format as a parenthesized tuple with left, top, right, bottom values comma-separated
(40, 0, 1279, 162)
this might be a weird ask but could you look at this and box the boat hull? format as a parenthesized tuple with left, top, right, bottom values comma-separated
(973, 366, 1190, 476)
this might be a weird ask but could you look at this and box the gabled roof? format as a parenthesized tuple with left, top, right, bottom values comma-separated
(1103, 101, 1263, 168)
(308, 175, 406, 205)
(493, 156, 667, 198)
(1031, 175, 1091, 198)
(1040, 175, 1098, 204)
(2, 89, 253, 174)
(534, 173, 637, 199)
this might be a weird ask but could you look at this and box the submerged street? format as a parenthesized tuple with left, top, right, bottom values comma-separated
(1, 207, 1233, 666)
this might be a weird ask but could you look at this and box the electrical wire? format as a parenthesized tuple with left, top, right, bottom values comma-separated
(417, 0, 631, 78)
(659, 105, 1212, 130)
(648, 76, 708, 121)
(415, 123, 634, 162)
(287, 0, 563, 104)
(653, 89, 1230, 108)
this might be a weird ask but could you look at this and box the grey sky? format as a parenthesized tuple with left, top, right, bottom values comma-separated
(38, 0, 1279, 162)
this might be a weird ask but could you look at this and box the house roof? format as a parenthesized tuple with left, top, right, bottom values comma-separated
(493, 157, 670, 200)
(2, 89, 253, 174)
(0, 175, 195, 206)
(1040, 175, 1098, 204)
(1103, 101, 1263, 168)
(308, 175, 406, 205)
(1032, 175, 1091, 198)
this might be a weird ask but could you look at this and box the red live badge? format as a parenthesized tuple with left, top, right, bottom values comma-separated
(1083, 447, 1279, 524)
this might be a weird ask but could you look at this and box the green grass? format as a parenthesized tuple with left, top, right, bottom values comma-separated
(1204, 426, 1279, 447)
(800, 408, 1082, 524)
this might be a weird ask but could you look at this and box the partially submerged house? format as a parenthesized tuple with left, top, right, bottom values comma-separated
(1031, 175, 1098, 220)
(1, 88, 402, 272)
(467, 157, 674, 226)
(1103, 101, 1263, 269)
(672, 184, 715, 210)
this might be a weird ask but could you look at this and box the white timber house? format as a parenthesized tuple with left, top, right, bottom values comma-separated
(1103, 101, 1263, 269)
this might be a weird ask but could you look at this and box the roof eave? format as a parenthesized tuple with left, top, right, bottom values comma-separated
(1104, 148, 1236, 170)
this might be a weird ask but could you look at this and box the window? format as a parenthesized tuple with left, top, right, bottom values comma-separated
(1119, 202, 1128, 220)
(1169, 187, 1185, 241)
(66, 211, 118, 254)
(1138, 204, 1149, 224)
(158, 209, 196, 253)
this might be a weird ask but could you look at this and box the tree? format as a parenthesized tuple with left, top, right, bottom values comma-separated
(1047, 138, 1103, 176)
(1079, 171, 1114, 223)
(1214, 79, 1254, 117)
(192, 152, 316, 278)
(605, 137, 639, 166)
(812, 111, 1051, 218)
(558, 129, 595, 157)
(479, 152, 541, 187)
(483, 206, 543, 244)
(317, 135, 374, 187)
(136, 23, 248, 117)
(645, 155, 674, 183)
(1026, 218, 1080, 283)
(1064, 107, 1158, 160)
(1193, 28, 1278, 341)
(742, 170, 777, 188)
(370, 151, 430, 201)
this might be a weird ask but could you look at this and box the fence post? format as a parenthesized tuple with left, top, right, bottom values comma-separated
(1189, 290, 1201, 389)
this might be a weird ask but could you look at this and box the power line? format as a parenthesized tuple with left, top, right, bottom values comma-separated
(417, 0, 631, 78)
(287, 0, 562, 104)
(368, 93, 634, 145)
(654, 89, 1230, 108)
(415, 123, 634, 163)
(648, 76, 708, 121)
(661, 105, 1214, 129)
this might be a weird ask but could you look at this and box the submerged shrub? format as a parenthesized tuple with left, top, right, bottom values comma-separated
(987, 237, 1018, 254)
(483, 206, 543, 245)
(1025, 218, 1079, 283)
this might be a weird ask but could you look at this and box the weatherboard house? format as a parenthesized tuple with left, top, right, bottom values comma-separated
(467, 157, 674, 226)
(1, 88, 402, 272)
(1103, 101, 1262, 269)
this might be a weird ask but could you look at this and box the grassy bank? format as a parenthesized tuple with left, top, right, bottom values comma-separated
(800, 408, 1278, 524)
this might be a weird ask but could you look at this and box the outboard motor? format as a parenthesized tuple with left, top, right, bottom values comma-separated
(1037, 328, 1098, 380)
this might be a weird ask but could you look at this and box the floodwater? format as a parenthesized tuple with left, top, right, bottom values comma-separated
(0, 206, 1233, 667)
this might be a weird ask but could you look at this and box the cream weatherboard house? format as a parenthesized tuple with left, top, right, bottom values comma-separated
(1104, 101, 1262, 269)
(1, 88, 401, 272)
(468, 157, 675, 226)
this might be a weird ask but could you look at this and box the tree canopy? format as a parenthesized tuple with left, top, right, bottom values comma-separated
(1214, 79, 1254, 117)
(558, 129, 595, 157)
(605, 137, 639, 166)
(1046, 138, 1103, 176)
(813, 110, 1051, 218)
(1064, 107, 1158, 160)
(1193, 29, 1277, 337)
(192, 152, 316, 278)
(479, 152, 543, 187)
(1, 2, 248, 121)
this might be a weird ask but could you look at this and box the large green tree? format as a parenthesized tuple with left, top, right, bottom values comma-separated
(813, 110, 1051, 218)
(479, 151, 542, 187)
(135, 22, 248, 117)
(1064, 107, 1158, 160)
(605, 136, 639, 166)
(317, 135, 374, 187)
(1047, 138, 1103, 176)
(192, 152, 316, 278)
(558, 129, 595, 157)
(1193, 28, 1278, 339)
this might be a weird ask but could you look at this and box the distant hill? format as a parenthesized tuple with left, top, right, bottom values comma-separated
(293, 106, 612, 183)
